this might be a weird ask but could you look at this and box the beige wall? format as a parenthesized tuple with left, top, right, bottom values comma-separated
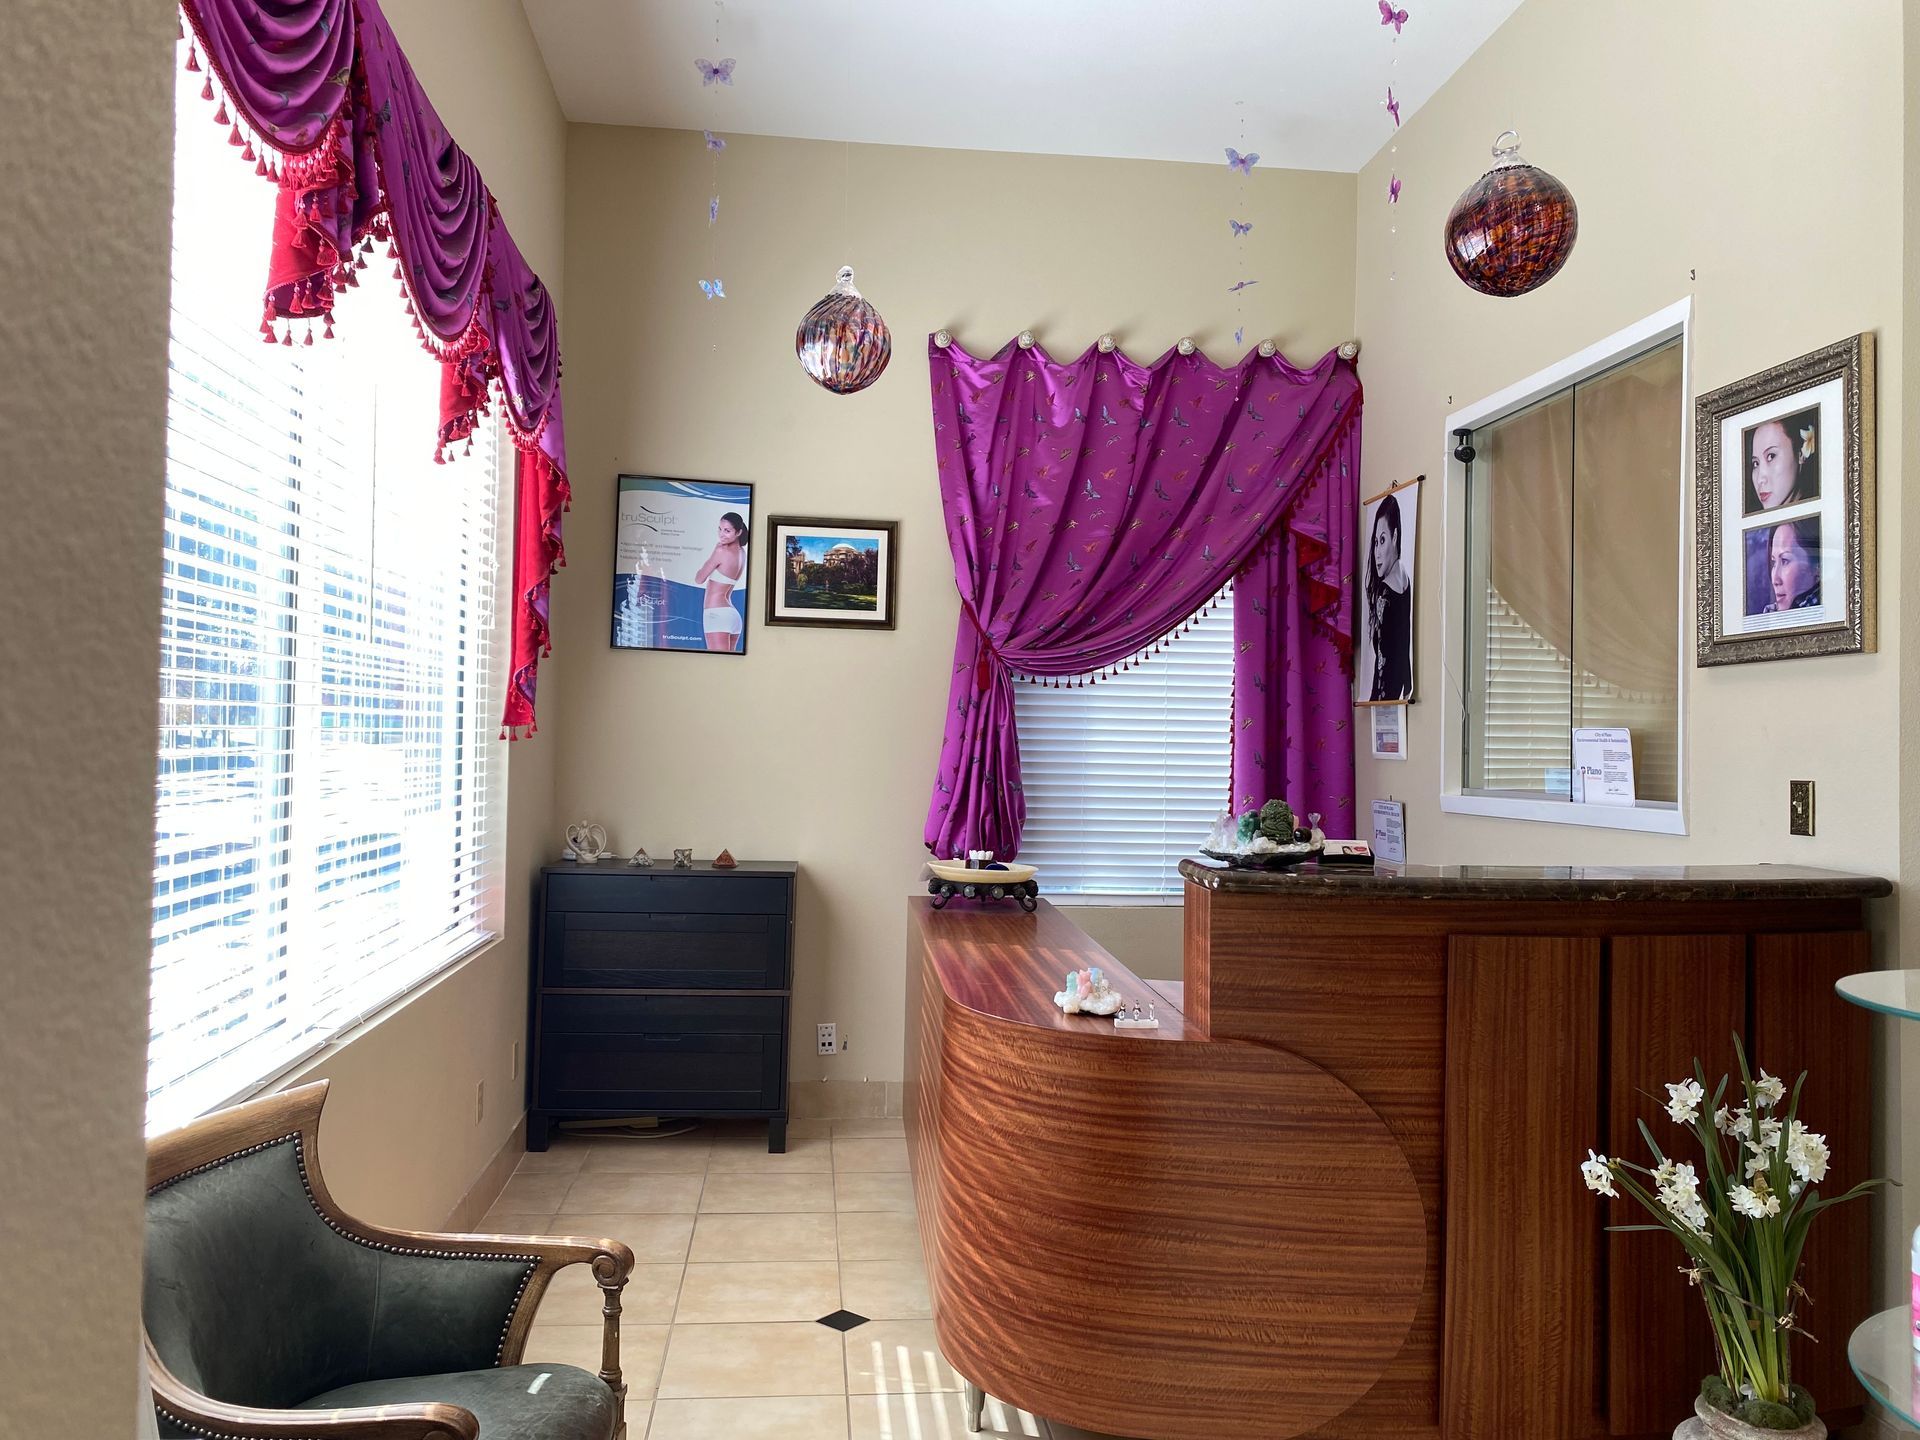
(1351, 0, 1906, 1292)
(0, 3, 176, 1433)
(554, 125, 1355, 1093)
(277, 0, 571, 1231)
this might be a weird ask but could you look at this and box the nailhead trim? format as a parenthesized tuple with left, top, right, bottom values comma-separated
(150, 1132, 539, 1366)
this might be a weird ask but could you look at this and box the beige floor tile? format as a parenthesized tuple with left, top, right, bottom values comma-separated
(578, 1141, 713, 1174)
(843, 1320, 964, 1394)
(849, 1390, 1048, 1440)
(674, 1261, 842, 1324)
(699, 1172, 836, 1214)
(549, 1212, 697, 1264)
(564, 1173, 706, 1214)
(786, 1119, 835, 1141)
(838, 1260, 930, 1321)
(834, 1212, 921, 1263)
(648, 1394, 848, 1440)
(476, 1210, 564, 1238)
(831, 1138, 909, 1173)
(512, 1144, 590, 1175)
(706, 1133, 835, 1174)
(833, 1173, 915, 1214)
(622, 1400, 650, 1440)
(522, 1322, 673, 1400)
(656, 1322, 847, 1399)
(831, 1119, 905, 1138)
(536, 1263, 684, 1326)
(493, 1172, 575, 1215)
(689, 1212, 839, 1263)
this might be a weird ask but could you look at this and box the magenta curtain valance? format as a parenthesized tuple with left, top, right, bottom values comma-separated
(923, 334, 1362, 860)
(179, 0, 567, 734)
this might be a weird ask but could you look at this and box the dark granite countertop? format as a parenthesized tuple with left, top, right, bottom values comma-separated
(1177, 858, 1892, 902)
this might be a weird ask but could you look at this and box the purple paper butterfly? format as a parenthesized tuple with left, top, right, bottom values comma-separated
(1388, 174, 1401, 204)
(698, 278, 727, 299)
(1379, 1, 1409, 33)
(703, 130, 727, 151)
(1386, 87, 1400, 127)
(708, 196, 720, 223)
(1224, 148, 1259, 175)
(1234, 326, 1245, 345)
(1228, 279, 1259, 293)
(695, 57, 736, 86)
(1229, 219, 1253, 236)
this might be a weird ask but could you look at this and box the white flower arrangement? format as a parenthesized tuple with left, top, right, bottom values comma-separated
(1578, 1038, 1884, 1431)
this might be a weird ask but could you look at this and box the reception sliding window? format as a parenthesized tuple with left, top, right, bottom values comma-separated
(148, 65, 506, 1134)
(1013, 587, 1234, 895)
(1459, 338, 1683, 810)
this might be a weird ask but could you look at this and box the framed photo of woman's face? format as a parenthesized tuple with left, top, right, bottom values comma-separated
(1695, 333, 1875, 666)
(1356, 476, 1419, 704)
(610, 475, 754, 655)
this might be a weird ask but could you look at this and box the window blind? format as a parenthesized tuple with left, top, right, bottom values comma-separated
(1012, 587, 1234, 896)
(148, 66, 505, 1133)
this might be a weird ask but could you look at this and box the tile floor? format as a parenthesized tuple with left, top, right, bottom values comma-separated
(489, 1116, 1111, 1440)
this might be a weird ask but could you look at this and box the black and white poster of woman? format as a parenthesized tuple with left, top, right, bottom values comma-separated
(1358, 478, 1419, 703)
(611, 475, 754, 655)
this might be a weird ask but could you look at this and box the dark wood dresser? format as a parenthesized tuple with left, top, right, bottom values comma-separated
(529, 860, 796, 1153)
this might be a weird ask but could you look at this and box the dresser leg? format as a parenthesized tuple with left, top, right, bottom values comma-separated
(963, 1382, 985, 1433)
(527, 1111, 552, 1152)
(767, 1117, 787, 1154)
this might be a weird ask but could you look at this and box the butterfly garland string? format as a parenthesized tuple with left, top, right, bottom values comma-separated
(696, 1, 733, 309)
(1226, 98, 1255, 350)
(1379, 0, 1408, 281)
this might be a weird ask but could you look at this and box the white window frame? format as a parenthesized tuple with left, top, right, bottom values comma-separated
(1438, 297, 1692, 836)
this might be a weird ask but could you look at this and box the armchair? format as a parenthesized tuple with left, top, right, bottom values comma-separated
(144, 1080, 634, 1440)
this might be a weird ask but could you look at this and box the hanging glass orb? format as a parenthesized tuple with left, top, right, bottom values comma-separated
(1443, 131, 1579, 298)
(796, 265, 891, 394)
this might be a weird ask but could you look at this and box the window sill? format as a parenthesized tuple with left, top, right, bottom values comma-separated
(1440, 792, 1686, 836)
(1047, 892, 1186, 907)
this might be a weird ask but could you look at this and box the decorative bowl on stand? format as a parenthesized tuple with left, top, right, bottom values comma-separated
(925, 860, 1040, 912)
(1199, 842, 1323, 871)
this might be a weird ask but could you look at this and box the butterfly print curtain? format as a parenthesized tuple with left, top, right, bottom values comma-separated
(924, 335, 1362, 860)
(179, 0, 568, 735)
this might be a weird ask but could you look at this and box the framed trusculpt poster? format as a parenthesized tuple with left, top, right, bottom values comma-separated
(1695, 333, 1874, 666)
(610, 475, 754, 655)
(1357, 475, 1420, 704)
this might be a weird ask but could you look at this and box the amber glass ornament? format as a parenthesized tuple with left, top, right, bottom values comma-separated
(1443, 131, 1578, 298)
(796, 265, 891, 394)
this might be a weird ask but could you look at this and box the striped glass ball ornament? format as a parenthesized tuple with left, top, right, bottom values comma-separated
(1443, 132, 1578, 298)
(796, 266, 891, 394)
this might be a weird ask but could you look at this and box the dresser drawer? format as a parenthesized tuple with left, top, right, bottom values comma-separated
(545, 872, 791, 916)
(536, 995, 786, 1114)
(543, 910, 788, 990)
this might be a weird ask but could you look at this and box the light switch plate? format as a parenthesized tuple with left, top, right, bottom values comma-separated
(1789, 780, 1815, 837)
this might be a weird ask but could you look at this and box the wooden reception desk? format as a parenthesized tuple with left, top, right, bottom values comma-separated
(904, 863, 1888, 1440)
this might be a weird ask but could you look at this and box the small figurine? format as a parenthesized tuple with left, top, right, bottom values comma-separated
(1053, 966, 1124, 1016)
(627, 847, 654, 868)
(713, 849, 738, 869)
(673, 847, 694, 869)
(565, 822, 608, 863)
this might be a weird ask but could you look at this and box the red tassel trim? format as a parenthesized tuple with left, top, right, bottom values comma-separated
(200, 78, 214, 102)
(186, 44, 200, 72)
(213, 101, 229, 126)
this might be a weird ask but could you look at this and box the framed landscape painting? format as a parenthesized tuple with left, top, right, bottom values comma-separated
(765, 516, 899, 629)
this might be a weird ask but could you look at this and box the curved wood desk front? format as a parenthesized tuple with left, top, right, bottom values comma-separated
(905, 898, 1427, 1440)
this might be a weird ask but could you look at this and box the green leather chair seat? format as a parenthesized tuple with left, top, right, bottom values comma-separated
(297, 1363, 618, 1440)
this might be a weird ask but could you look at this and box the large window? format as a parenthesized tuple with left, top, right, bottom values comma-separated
(1444, 303, 1686, 832)
(1012, 589, 1234, 895)
(148, 66, 506, 1132)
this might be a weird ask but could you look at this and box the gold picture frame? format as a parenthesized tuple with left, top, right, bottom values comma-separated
(1694, 332, 1875, 666)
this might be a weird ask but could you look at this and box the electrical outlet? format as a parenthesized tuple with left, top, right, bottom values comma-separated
(510, 1041, 519, 1081)
(817, 1022, 838, 1055)
(475, 1080, 485, 1124)
(1789, 780, 1815, 837)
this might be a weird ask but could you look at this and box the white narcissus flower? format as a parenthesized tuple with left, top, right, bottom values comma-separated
(1754, 1069, 1787, 1108)
(1755, 1116, 1783, 1149)
(1658, 1161, 1710, 1234)
(1666, 1079, 1706, 1124)
(1723, 1107, 1753, 1139)
(1652, 1159, 1678, 1188)
(1743, 1147, 1771, 1179)
(1713, 1105, 1737, 1135)
(1730, 1178, 1782, 1219)
(1581, 1149, 1617, 1197)
(1786, 1121, 1830, 1184)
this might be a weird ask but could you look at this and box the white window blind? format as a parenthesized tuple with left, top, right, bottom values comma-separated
(149, 64, 506, 1134)
(1013, 588, 1234, 896)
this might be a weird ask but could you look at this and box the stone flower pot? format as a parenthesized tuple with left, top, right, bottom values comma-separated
(1674, 1393, 1826, 1440)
